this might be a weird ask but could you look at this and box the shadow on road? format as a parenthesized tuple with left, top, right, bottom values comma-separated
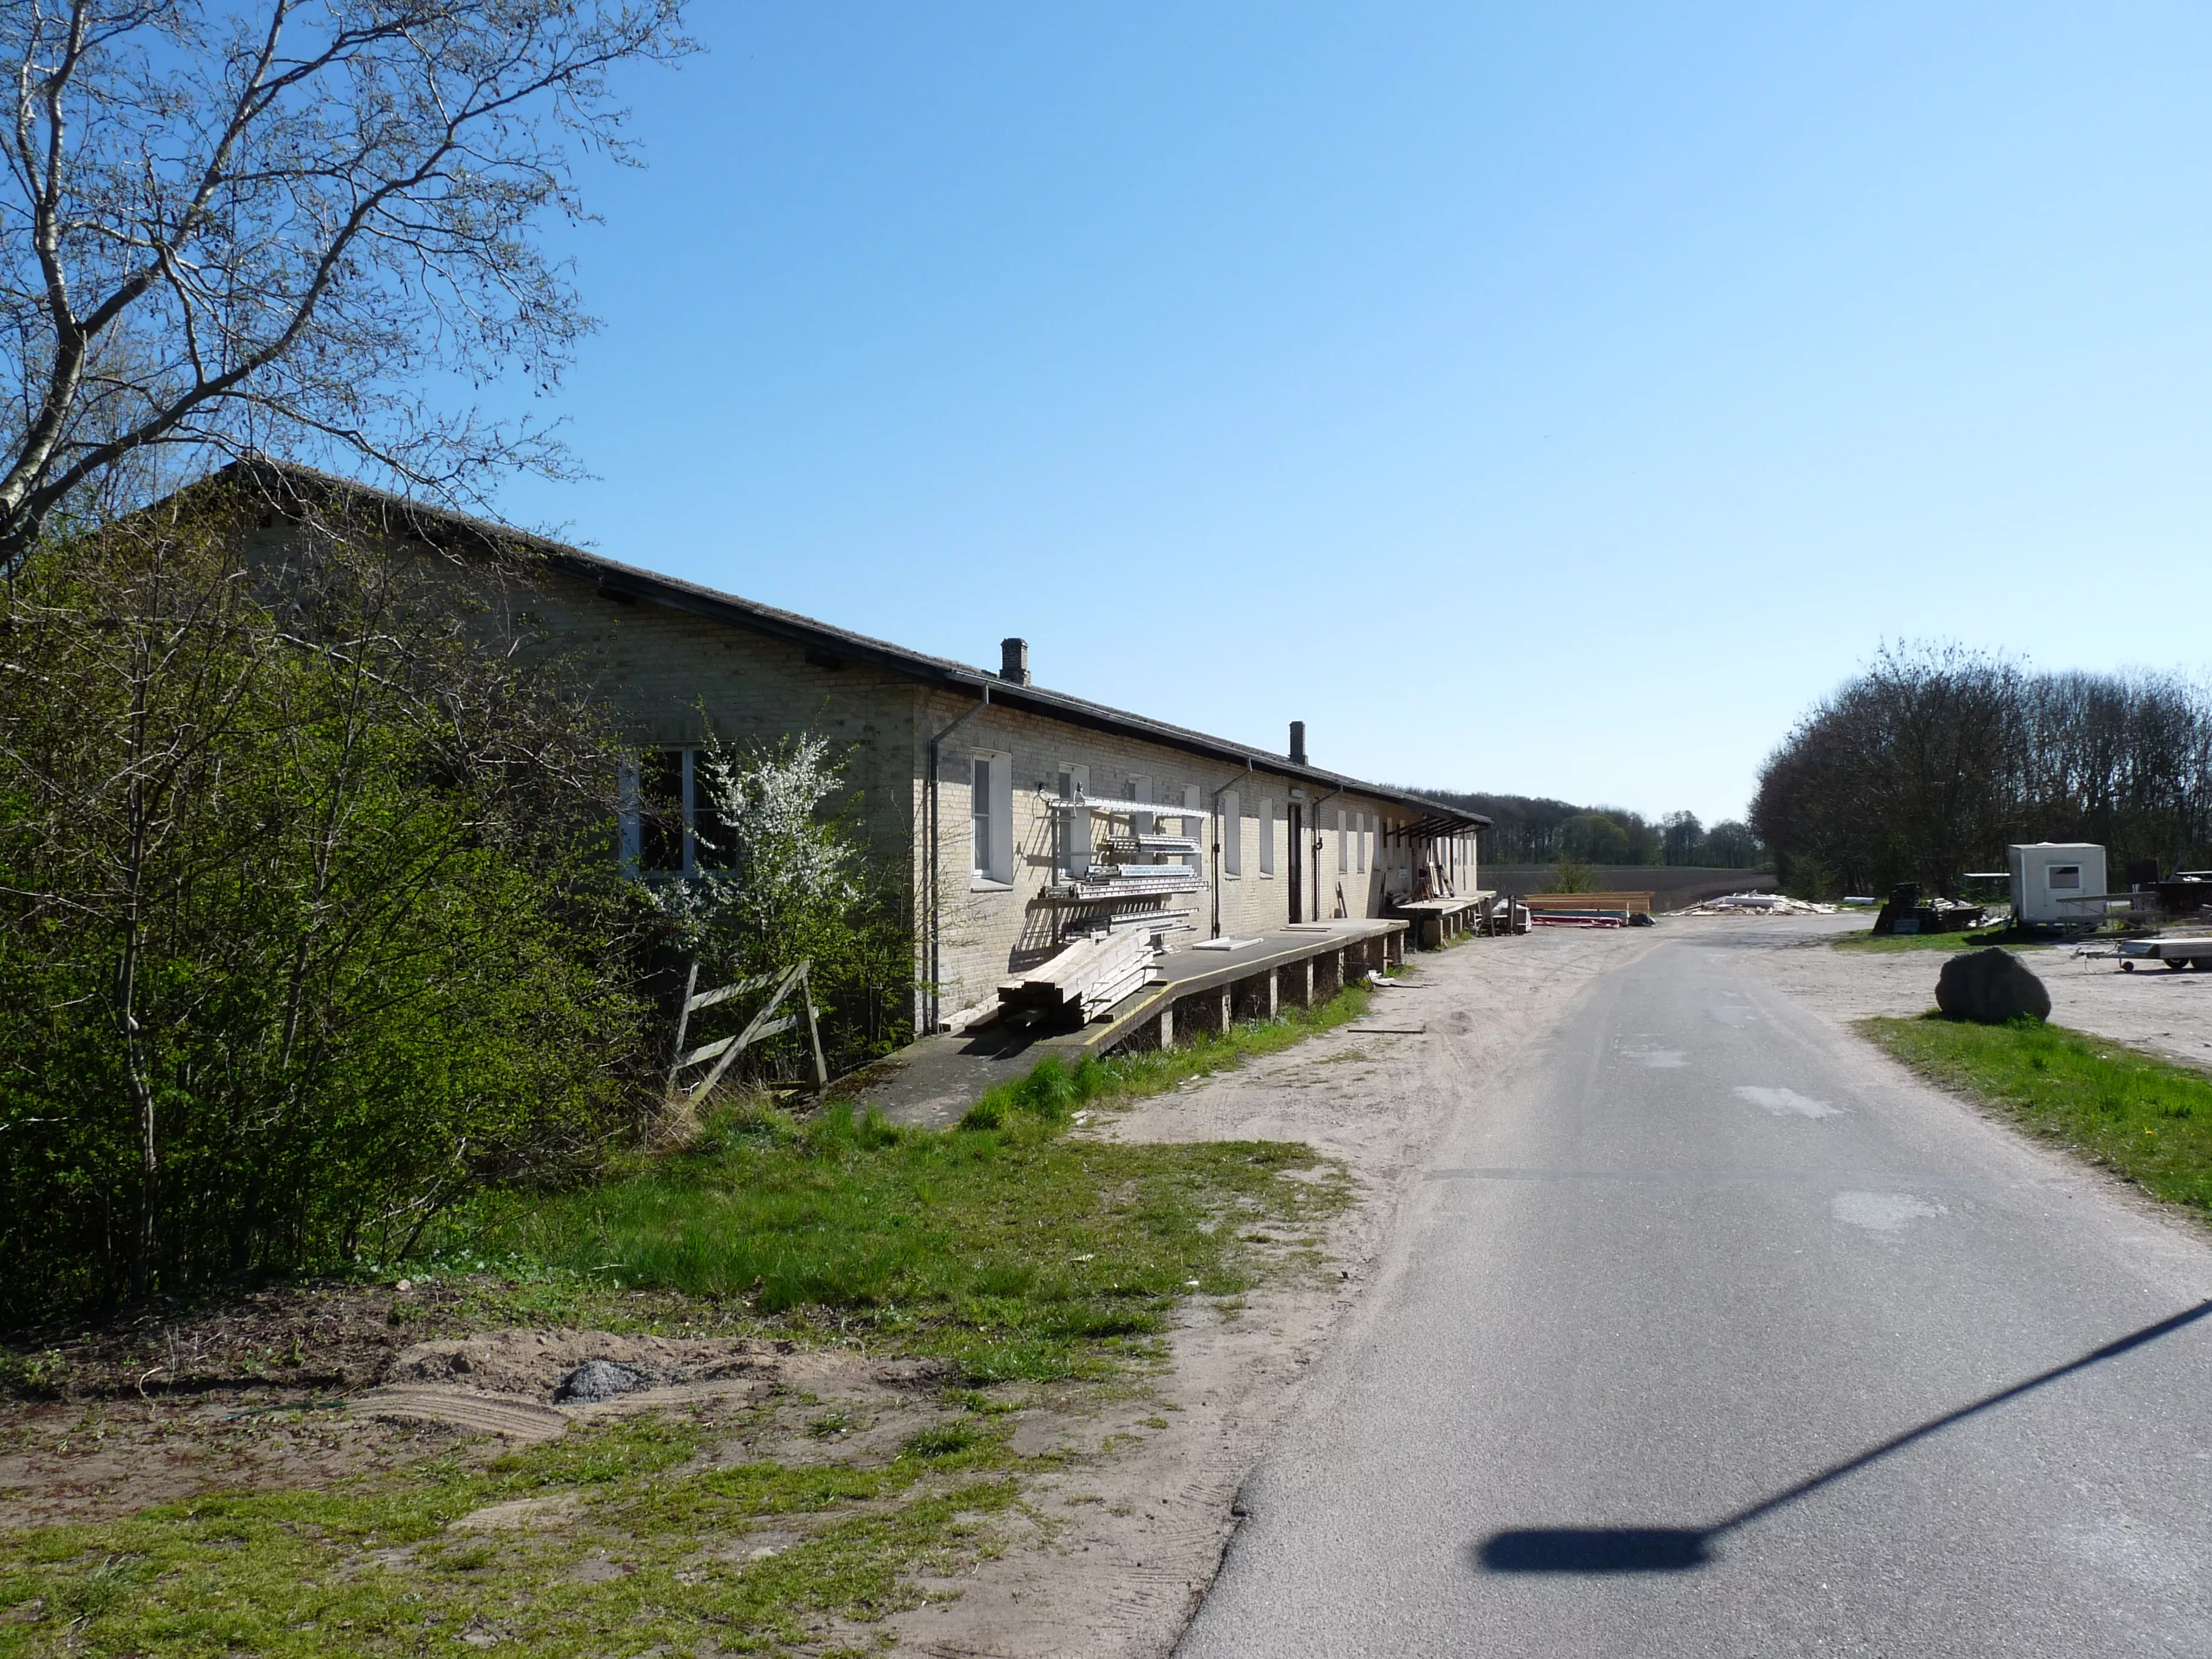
(1473, 1298, 2212, 1575)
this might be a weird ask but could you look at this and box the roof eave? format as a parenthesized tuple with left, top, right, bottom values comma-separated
(222, 458, 1490, 830)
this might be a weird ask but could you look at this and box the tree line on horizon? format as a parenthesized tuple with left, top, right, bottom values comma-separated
(1750, 645, 2212, 899)
(1412, 790, 1765, 869)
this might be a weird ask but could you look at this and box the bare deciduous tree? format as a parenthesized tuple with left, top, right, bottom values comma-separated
(0, 0, 691, 567)
(1752, 643, 2212, 898)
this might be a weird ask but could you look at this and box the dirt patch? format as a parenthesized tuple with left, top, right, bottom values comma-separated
(381, 1327, 783, 1398)
(0, 1322, 971, 1535)
(360, 1332, 957, 1446)
(0, 1395, 464, 1529)
(0, 1286, 511, 1530)
(4, 1281, 427, 1401)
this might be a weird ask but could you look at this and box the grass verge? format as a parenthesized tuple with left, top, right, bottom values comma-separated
(457, 1104, 1347, 1384)
(451, 987, 1373, 1384)
(1832, 926, 2040, 953)
(1862, 1014, 2212, 1216)
(0, 1406, 1039, 1658)
(959, 979, 1375, 1131)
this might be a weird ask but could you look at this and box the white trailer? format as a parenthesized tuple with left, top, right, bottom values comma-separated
(2117, 937, 2212, 972)
(2008, 842, 2110, 927)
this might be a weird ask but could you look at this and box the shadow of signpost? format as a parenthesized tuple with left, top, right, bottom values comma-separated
(1474, 1298, 2212, 1576)
(1478, 1527, 1714, 1573)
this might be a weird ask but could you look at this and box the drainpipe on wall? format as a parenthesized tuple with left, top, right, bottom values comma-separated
(1209, 758, 1255, 940)
(924, 680, 990, 1033)
(1309, 781, 1346, 921)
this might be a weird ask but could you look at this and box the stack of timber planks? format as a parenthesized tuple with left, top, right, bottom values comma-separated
(1521, 892, 1654, 927)
(998, 927, 1166, 1022)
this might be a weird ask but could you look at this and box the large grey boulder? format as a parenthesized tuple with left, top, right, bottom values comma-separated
(1935, 948, 2051, 1024)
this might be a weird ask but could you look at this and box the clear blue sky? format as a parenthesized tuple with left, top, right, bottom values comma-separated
(494, 3, 2212, 826)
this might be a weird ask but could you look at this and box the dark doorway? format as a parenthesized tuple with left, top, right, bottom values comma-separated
(1287, 803, 1304, 923)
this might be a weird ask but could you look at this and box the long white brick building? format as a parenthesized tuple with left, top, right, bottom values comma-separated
(232, 463, 1488, 1033)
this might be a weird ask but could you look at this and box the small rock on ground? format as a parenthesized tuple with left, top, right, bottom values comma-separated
(555, 1359, 642, 1403)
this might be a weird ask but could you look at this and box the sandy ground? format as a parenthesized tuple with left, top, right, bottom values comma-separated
(1737, 914, 2212, 1074)
(0, 1325, 960, 1532)
(889, 923, 1669, 1659)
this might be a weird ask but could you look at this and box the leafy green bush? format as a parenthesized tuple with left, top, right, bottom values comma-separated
(0, 484, 649, 1321)
(1541, 857, 1600, 894)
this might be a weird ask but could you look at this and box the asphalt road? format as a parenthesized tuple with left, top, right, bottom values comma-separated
(1178, 925, 2212, 1657)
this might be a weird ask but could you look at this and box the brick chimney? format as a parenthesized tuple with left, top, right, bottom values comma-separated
(1289, 720, 1307, 766)
(999, 638, 1031, 685)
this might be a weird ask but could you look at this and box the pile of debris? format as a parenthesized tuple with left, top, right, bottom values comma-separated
(2152, 870, 2212, 921)
(1482, 896, 1532, 936)
(1677, 891, 1839, 916)
(1869, 883, 1987, 936)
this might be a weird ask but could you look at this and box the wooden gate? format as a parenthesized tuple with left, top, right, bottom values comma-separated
(666, 959, 828, 1103)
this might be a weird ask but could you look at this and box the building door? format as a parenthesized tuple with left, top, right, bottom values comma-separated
(1287, 803, 1304, 923)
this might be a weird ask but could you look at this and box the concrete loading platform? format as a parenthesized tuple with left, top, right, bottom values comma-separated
(848, 918, 1408, 1128)
(1090, 918, 1407, 1056)
(1388, 893, 1492, 947)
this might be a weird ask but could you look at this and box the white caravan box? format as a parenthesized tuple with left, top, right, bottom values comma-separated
(2008, 842, 2108, 925)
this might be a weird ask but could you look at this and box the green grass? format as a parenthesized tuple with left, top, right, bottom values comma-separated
(958, 979, 1376, 1130)
(457, 1098, 1349, 1384)
(0, 1409, 1034, 1658)
(1863, 1014, 2212, 1216)
(441, 985, 1373, 1384)
(1832, 925, 2037, 953)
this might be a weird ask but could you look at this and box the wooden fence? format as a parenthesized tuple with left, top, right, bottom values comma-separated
(666, 959, 828, 1103)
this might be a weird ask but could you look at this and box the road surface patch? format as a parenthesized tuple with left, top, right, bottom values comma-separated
(1734, 1084, 1842, 1118)
(1831, 1190, 1946, 1232)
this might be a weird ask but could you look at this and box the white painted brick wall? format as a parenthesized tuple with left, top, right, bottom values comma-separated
(404, 555, 1477, 1030)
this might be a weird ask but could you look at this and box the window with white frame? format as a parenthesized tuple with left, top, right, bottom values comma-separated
(1355, 812, 1368, 874)
(1336, 807, 1348, 872)
(971, 757, 992, 876)
(970, 750, 1013, 885)
(1259, 797, 1276, 876)
(621, 746, 706, 876)
(1055, 763, 1090, 876)
(1221, 789, 1242, 876)
(1127, 773, 1152, 834)
(1181, 785, 1203, 869)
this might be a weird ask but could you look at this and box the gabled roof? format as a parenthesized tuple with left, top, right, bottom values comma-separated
(220, 458, 1489, 831)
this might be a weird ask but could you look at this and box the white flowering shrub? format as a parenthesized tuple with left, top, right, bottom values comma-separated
(651, 734, 857, 950)
(648, 733, 910, 1075)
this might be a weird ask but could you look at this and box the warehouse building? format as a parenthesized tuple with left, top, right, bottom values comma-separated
(229, 463, 1488, 1031)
